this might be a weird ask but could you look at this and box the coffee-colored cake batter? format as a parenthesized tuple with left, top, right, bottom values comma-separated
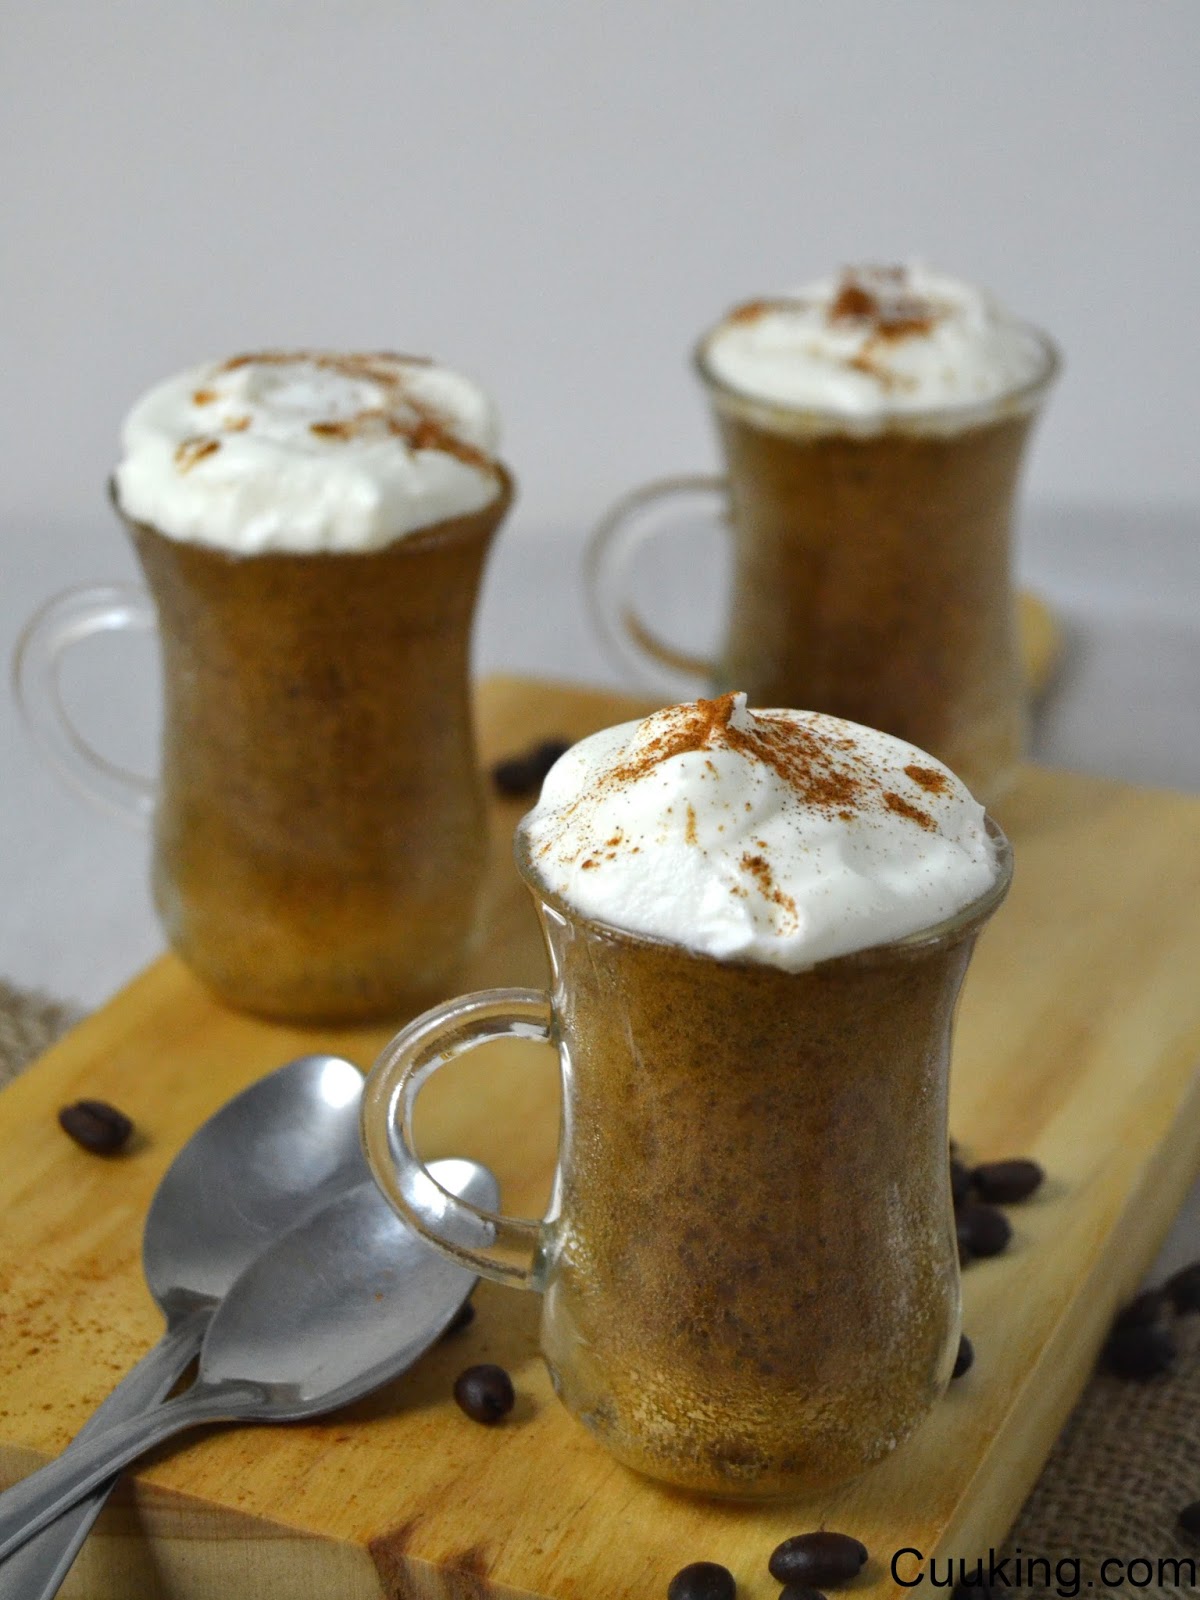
(126, 481, 510, 1022)
(713, 407, 1033, 800)
(531, 862, 984, 1496)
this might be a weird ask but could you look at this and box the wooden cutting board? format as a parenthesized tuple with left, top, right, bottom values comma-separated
(4, 671, 1200, 1600)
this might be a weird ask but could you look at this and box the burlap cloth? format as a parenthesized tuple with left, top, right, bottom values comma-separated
(0, 978, 82, 1089)
(1, 980, 1196, 1597)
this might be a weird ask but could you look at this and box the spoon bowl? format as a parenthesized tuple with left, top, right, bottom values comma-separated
(201, 1158, 498, 1404)
(144, 1052, 366, 1316)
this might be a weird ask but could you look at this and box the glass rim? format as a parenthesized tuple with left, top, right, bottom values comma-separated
(692, 310, 1060, 435)
(514, 814, 1013, 974)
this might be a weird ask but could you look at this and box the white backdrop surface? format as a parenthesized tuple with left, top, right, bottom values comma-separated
(2, 1, 1199, 530)
(2, 1, 1197, 993)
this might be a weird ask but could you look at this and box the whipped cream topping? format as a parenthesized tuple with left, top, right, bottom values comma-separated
(702, 265, 1050, 428)
(114, 351, 504, 553)
(520, 694, 1001, 970)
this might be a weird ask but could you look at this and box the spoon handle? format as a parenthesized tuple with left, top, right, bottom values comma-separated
(0, 1378, 254, 1564)
(0, 1310, 208, 1599)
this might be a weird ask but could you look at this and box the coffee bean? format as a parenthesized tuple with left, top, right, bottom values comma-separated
(956, 1203, 1012, 1259)
(956, 1225, 974, 1268)
(952, 1334, 974, 1379)
(971, 1158, 1044, 1204)
(950, 1158, 972, 1209)
(58, 1100, 133, 1155)
(1165, 1260, 1200, 1315)
(779, 1586, 828, 1600)
(490, 755, 537, 796)
(453, 1363, 514, 1423)
(767, 1531, 868, 1586)
(666, 1560, 736, 1600)
(1179, 1499, 1200, 1540)
(439, 1299, 476, 1341)
(491, 738, 571, 798)
(1103, 1323, 1176, 1380)
(1112, 1289, 1167, 1332)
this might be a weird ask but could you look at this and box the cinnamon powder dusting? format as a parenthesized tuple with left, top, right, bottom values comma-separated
(607, 693, 862, 814)
(308, 404, 495, 474)
(830, 281, 878, 321)
(590, 695, 949, 842)
(684, 804, 698, 846)
(175, 437, 220, 471)
(740, 851, 797, 922)
(883, 791, 935, 832)
(904, 763, 949, 796)
(210, 351, 499, 478)
(828, 266, 942, 391)
(724, 298, 773, 325)
(219, 350, 433, 380)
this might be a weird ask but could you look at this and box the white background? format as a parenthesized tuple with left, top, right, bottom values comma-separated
(2, 1, 1197, 1025)
(3, 2, 1199, 525)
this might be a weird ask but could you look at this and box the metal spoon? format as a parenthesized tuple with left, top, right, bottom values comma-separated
(0, 1158, 497, 1558)
(0, 1053, 366, 1598)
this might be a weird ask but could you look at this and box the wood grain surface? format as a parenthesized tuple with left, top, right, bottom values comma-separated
(3, 671, 1199, 1600)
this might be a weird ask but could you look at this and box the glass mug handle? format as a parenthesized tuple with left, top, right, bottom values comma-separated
(361, 987, 554, 1290)
(12, 583, 157, 828)
(585, 474, 728, 699)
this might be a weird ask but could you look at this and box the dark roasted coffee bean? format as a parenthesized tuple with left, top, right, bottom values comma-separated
(666, 1560, 736, 1600)
(971, 1158, 1044, 1204)
(453, 1363, 514, 1423)
(1103, 1323, 1176, 1380)
(490, 755, 537, 796)
(1165, 1260, 1200, 1314)
(439, 1299, 476, 1340)
(490, 738, 571, 798)
(58, 1099, 133, 1155)
(1112, 1289, 1166, 1332)
(956, 1202, 1012, 1259)
(768, 1531, 868, 1586)
(1179, 1499, 1200, 1540)
(779, 1586, 827, 1600)
(952, 1334, 974, 1379)
(950, 1158, 972, 1209)
(533, 737, 571, 771)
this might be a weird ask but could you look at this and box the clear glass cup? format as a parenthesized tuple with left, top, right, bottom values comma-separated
(13, 476, 513, 1023)
(586, 319, 1059, 803)
(362, 820, 1013, 1498)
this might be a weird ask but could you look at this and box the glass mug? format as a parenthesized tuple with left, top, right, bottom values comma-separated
(586, 319, 1059, 804)
(14, 477, 513, 1023)
(362, 823, 1013, 1498)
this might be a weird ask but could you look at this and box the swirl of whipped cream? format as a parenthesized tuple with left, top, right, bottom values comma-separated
(114, 350, 504, 553)
(519, 694, 1003, 970)
(701, 264, 1052, 429)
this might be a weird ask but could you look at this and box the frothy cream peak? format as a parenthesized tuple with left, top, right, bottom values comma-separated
(520, 695, 1002, 970)
(114, 350, 504, 553)
(702, 264, 1052, 429)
